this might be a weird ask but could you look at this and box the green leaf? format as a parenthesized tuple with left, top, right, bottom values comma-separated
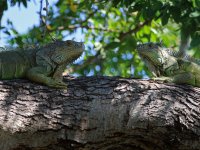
(189, 11, 200, 17)
(133, 3, 143, 11)
(112, 0, 121, 6)
(106, 42, 120, 50)
(4, 30, 11, 36)
(195, 0, 200, 7)
(21, 0, 27, 8)
(123, 0, 134, 7)
(169, 6, 181, 23)
(0, 0, 8, 11)
(0, 26, 5, 30)
(161, 12, 170, 26)
(152, 1, 163, 10)
(191, 32, 200, 47)
(11, 29, 19, 35)
(15, 36, 23, 47)
(120, 35, 136, 51)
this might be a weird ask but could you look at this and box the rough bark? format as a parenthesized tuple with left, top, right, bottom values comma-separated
(0, 76, 199, 150)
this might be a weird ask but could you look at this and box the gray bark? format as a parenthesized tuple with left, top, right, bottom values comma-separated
(0, 76, 199, 150)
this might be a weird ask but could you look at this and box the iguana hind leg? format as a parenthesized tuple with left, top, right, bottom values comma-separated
(153, 72, 195, 86)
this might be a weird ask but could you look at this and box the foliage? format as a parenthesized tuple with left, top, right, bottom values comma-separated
(0, 0, 200, 78)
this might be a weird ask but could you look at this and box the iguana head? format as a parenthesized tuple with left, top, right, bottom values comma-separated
(136, 42, 165, 66)
(51, 40, 85, 64)
(136, 42, 177, 77)
(63, 40, 85, 61)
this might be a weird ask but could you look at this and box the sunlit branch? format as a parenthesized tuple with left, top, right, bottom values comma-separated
(65, 19, 152, 73)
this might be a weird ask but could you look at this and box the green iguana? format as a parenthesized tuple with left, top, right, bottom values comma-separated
(136, 42, 200, 87)
(0, 40, 84, 88)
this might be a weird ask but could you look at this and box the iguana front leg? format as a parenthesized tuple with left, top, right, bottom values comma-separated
(52, 64, 67, 85)
(153, 72, 195, 86)
(26, 66, 67, 89)
(25, 50, 68, 89)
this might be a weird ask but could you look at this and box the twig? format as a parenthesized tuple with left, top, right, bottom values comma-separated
(39, 0, 55, 41)
(67, 25, 119, 32)
(79, 10, 98, 25)
(119, 19, 152, 40)
(65, 51, 102, 74)
(39, 0, 44, 35)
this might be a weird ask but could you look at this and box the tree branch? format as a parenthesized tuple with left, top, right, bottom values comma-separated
(65, 51, 102, 74)
(119, 19, 152, 40)
(0, 77, 200, 149)
(57, 25, 119, 33)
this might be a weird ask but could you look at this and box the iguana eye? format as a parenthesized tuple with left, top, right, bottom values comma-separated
(149, 43, 152, 48)
(66, 40, 73, 46)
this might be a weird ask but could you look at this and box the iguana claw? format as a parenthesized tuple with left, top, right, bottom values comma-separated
(46, 78, 68, 89)
(152, 76, 172, 83)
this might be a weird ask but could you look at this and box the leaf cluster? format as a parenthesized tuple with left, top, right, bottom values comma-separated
(0, 0, 200, 78)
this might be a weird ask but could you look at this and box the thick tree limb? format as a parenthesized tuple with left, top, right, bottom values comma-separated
(0, 76, 200, 150)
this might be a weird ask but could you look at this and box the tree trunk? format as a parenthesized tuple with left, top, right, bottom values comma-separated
(0, 76, 199, 150)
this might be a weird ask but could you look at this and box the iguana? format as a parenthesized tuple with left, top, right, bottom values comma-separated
(0, 40, 84, 88)
(136, 42, 200, 87)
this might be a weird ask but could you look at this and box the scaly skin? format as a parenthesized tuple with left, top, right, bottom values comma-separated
(136, 42, 200, 87)
(0, 40, 84, 88)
